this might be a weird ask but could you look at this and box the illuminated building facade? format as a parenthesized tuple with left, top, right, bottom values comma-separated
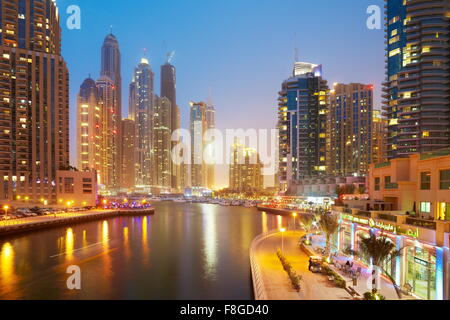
(161, 62, 180, 190)
(96, 75, 120, 190)
(151, 96, 172, 190)
(205, 104, 215, 189)
(278, 62, 329, 192)
(383, 0, 450, 159)
(327, 83, 374, 177)
(129, 58, 154, 187)
(121, 118, 136, 191)
(372, 110, 387, 165)
(190, 101, 208, 188)
(229, 140, 263, 193)
(0, 0, 69, 204)
(76, 77, 103, 181)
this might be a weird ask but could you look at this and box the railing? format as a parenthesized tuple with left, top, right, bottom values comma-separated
(249, 229, 279, 300)
(355, 210, 371, 218)
(375, 162, 391, 169)
(405, 217, 436, 230)
(385, 183, 399, 190)
(377, 213, 398, 223)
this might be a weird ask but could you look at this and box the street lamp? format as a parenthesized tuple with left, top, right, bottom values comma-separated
(3, 205, 9, 218)
(292, 212, 297, 232)
(280, 227, 286, 254)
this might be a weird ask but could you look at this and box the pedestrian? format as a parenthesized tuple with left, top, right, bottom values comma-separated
(308, 258, 312, 271)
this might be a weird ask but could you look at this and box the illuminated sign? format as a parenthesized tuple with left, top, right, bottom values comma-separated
(340, 213, 419, 239)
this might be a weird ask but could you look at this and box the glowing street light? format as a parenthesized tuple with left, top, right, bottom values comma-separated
(292, 212, 298, 232)
(280, 227, 286, 253)
(3, 205, 10, 218)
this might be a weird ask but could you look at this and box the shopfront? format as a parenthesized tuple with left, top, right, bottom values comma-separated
(404, 244, 437, 300)
(335, 211, 446, 300)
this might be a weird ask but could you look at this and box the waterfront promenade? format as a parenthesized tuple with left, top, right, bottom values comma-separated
(251, 230, 352, 300)
(0, 208, 155, 237)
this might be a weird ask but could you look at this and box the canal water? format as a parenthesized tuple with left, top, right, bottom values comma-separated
(0, 202, 286, 300)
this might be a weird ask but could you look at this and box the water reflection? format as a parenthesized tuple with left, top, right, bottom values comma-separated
(262, 212, 268, 234)
(0, 242, 16, 295)
(0, 203, 285, 299)
(202, 205, 218, 280)
(65, 228, 74, 261)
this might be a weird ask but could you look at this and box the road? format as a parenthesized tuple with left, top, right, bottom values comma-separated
(254, 231, 352, 300)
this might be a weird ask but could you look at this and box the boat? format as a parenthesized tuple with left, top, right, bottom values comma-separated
(173, 198, 186, 203)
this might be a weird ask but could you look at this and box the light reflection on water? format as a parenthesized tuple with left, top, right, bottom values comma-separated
(0, 203, 287, 300)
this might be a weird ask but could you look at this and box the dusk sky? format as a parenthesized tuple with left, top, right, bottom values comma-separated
(59, 0, 385, 187)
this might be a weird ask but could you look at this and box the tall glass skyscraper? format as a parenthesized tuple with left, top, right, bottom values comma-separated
(161, 62, 180, 190)
(129, 58, 154, 187)
(383, 0, 450, 158)
(278, 62, 329, 192)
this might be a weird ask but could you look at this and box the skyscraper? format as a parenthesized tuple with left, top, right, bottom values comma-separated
(327, 83, 374, 177)
(383, 0, 450, 158)
(278, 62, 329, 192)
(99, 33, 122, 191)
(101, 33, 122, 119)
(151, 96, 172, 190)
(129, 58, 154, 187)
(77, 77, 103, 181)
(161, 61, 180, 190)
(0, 0, 69, 203)
(121, 118, 136, 191)
(190, 101, 208, 188)
(372, 110, 387, 165)
(205, 104, 216, 189)
(96, 75, 120, 189)
(229, 140, 263, 193)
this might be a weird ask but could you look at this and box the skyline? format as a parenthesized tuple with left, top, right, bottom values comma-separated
(61, 0, 385, 188)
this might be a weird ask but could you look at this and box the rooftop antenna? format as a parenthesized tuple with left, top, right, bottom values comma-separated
(294, 32, 299, 62)
(110, 25, 113, 35)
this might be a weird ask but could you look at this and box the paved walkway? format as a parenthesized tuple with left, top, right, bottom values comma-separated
(308, 235, 416, 300)
(254, 231, 353, 300)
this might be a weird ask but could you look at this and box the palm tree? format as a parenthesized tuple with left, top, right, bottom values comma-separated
(318, 212, 340, 259)
(346, 233, 403, 298)
(300, 213, 316, 233)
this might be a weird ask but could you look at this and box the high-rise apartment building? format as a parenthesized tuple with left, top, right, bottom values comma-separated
(205, 104, 215, 189)
(372, 110, 387, 165)
(151, 96, 172, 190)
(0, 0, 69, 203)
(229, 140, 263, 193)
(278, 62, 329, 192)
(190, 101, 208, 188)
(383, 0, 450, 159)
(96, 75, 120, 189)
(121, 118, 136, 191)
(97, 33, 122, 191)
(76, 77, 103, 181)
(327, 83, 374, 177)
(129, 58, 154, 187)
(161, 61, 180, 190)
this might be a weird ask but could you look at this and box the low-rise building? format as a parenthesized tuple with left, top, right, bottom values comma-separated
(56, 169, 98, 207)
(334, 148, 450, 300)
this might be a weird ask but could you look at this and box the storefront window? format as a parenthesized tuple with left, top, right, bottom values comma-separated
(356, 231, 371, 266)
(420, 202, 431, 214)
(342, 228, 352, 252)
(406, 246, 436, 300)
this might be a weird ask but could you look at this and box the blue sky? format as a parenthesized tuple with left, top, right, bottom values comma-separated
(58, 0, 385, 186)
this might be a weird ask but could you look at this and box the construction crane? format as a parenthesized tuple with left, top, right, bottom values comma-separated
(166, 51, 175, 64)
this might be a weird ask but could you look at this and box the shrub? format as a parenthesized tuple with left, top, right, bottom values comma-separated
(363, 292, 386, 300)
(276, 250, 302, 292)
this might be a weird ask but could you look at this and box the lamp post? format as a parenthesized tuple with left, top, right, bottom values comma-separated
(280, 227, 286, 254)
(292, 212, 297, 233)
